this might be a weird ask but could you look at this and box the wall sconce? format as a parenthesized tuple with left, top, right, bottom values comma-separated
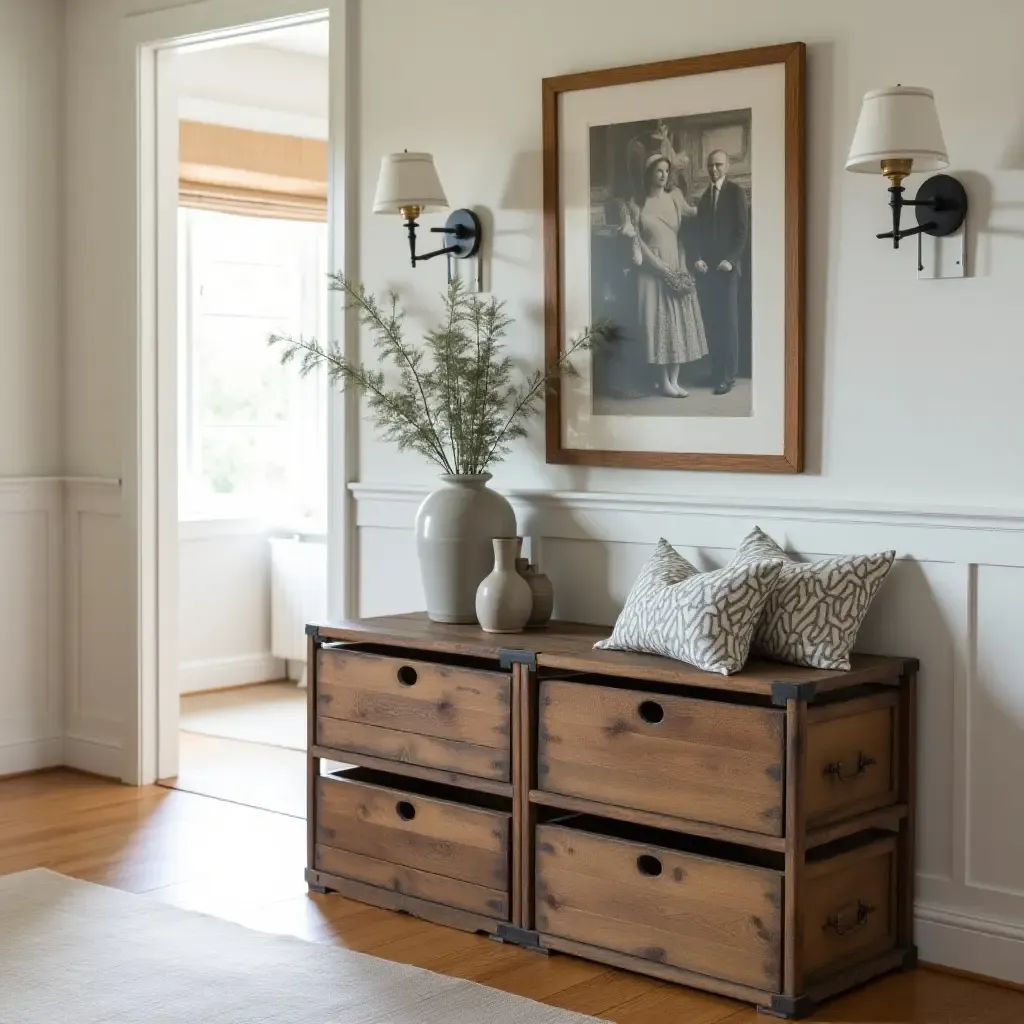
(373, 152, 481, 269)
(846, 86, 967, 250)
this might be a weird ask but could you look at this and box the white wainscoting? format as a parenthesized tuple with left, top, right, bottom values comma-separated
(178, 519, 282, 695)
(64, 479, 125, 779)
(0, 479, 64, 775)
(350, 482, 1024, 984)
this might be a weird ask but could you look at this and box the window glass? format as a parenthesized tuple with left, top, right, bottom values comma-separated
(179, 208, 328, 525)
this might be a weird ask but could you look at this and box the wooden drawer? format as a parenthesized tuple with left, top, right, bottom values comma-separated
(536, 817, 783, 991)
(316, 647, 511, 782)
(538, 679, 785, 835)
(803, 835, 898, 981)
(315, 768, 511, 894)
(314, 846, 509, 920)
(805, 693, 897, 829)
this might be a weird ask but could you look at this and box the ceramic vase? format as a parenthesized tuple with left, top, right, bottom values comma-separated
(414, 474, 516, 624)
(476, 537, 533, 634)
(516, 558, 554, 627)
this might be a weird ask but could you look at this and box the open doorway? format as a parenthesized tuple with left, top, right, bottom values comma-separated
(157, 19, 330, 818)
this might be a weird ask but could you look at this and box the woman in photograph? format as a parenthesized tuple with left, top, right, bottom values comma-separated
(621, 154, 708, 397)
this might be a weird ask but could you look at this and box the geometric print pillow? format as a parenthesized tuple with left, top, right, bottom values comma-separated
(728, 526, 895, 671)
(595, 538, 784, 675)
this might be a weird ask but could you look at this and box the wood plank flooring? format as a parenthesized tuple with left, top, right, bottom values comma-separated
(2, 769, 1023, 1023)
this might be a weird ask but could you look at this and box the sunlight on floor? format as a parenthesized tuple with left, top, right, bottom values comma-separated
(163, 683, 307, 817)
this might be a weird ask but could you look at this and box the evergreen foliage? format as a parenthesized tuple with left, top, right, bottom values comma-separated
(269, 274, 615, 475)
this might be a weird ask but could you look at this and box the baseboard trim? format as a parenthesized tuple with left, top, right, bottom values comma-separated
(179, 653, 285, 695)
(917, 904, 1024, 986)
(0, 738, 63, 777)
(63, 735, 122, 780)
(920, 961, 1024, 993)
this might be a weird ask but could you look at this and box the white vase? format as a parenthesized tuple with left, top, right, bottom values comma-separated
(476, 537, 533, 634)
(414, 474, 516, 624)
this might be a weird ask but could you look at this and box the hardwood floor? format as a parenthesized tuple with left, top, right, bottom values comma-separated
(2, 769, 1022, 1023)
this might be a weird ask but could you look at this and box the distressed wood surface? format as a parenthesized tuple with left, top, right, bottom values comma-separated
(535, 822, 782, 991)
(804, 693, 897, 828)
(802, 837, 897, 982)
(316, 774, 510, 891)
(314, 845, 509, 920)
(313, 615, 913, 696)
(783, 698, 807, 998)
(538, 679, 785, 835)
(317, 647, 511, 780)
(529, 789, 787, 851)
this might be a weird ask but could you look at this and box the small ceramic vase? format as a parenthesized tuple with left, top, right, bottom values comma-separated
(523, 566, 554, 627)
(475, 537, 532, 634)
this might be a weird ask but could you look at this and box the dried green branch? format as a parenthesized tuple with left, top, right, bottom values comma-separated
(269, 274, 618, 476)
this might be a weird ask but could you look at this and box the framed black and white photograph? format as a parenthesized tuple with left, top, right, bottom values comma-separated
(543, 43, 805, 472)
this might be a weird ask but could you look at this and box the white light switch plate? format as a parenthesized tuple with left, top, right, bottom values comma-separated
(918, 220, 967, 279)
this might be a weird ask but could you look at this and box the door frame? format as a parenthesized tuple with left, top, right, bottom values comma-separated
(119, 0, 357, 785)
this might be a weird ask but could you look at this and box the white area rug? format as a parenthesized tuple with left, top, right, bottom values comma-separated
(0, 870, 601, 1024)
(180, 682, 306, 750)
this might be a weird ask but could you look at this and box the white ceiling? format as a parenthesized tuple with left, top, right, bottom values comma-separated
(252, 21, 329, 58)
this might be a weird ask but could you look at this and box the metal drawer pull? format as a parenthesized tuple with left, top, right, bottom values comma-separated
(636, 854, 663, 877)
(395, 800, 416, 821)
(824, 751, 876, 782)
(823, 900, 874, 936)
(637, 700, 665, 725)
(396, 665, 418, 687)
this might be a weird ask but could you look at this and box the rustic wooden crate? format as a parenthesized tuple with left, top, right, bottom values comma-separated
(304, 614, 917, 1020)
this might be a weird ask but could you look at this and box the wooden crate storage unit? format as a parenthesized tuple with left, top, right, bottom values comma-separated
(306, 614, 917, 1019)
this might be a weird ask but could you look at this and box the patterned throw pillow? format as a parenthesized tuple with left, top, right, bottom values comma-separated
(729, 526, 895, 671)
(595, 538, 784, 675)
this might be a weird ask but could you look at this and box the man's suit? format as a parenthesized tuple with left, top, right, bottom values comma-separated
(693, 178, 749, 388)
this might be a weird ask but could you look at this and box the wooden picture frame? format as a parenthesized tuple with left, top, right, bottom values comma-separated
(543, 42, 805, 473)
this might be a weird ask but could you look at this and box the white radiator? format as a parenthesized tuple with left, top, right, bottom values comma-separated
(270, 536, 328, 686)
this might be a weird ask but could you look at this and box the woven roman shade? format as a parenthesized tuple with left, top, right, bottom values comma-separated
(179, 120, 327, 222)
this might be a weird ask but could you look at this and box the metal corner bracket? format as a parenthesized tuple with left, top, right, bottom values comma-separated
(770, 680, 818, 706)
(498, 648, 537, 671)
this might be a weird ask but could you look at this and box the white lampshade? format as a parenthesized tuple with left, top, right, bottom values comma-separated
(373, 152, 449, 214)
(846, 86, 949, 174)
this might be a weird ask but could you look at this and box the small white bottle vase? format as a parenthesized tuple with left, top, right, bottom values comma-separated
(475, 537, 532, 634)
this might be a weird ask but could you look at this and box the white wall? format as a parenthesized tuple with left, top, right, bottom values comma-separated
(354, 1, 1024, 506)
(176, 38, 329, 137)
(60, 0, 1024, 987)
(178, 524, 283, 693)
(0, 0, 64, 776)
(0, 0, 63, 476)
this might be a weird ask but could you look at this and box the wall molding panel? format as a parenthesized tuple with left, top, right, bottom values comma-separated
(179, 652, 284, 695)
(350, 481, 1024, 985)
(0, 479, 64, 777)
(64, 479, 125, 780)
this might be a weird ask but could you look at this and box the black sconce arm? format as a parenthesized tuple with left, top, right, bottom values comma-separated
(876, 174, 968, 250)
(403, 218, 461, 265)
(402, 210, 482, 269)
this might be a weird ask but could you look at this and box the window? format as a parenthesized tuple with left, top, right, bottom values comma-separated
(178, 207, 328, 526)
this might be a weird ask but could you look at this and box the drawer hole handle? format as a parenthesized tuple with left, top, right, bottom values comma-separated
(824, 751, 876, 782)
(636, 854, 663, 877)
(395, 800, 416, 821)
(396, 666, 418, 687)
(637, 700, 664, 725)
(824, 900, 874, 936)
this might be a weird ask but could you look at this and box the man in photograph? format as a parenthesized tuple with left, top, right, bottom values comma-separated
(693, 149, 749, 396)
